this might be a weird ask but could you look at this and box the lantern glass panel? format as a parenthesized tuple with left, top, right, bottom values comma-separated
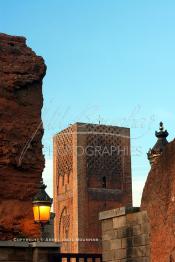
(33, 205, 51, 223)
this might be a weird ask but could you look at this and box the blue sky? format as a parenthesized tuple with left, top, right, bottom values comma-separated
(1, 0, 175, 205)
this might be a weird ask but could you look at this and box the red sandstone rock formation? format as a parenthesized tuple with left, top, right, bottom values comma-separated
(141, 140, 175, 262)
(0, 33, 46, 239)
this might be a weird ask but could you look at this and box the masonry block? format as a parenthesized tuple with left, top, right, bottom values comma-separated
(121, 238, 127, 249)
(132, 225, 141, 235)
(114, 248, 127, 260)
(117, 227, 127, 239)
(111, 239, 122, 250)
(102, 250, 115, 261)
(113, 216, 126, 229)
(102, 241, 111, 251)
(102, 219, 113, 232)
(141, 223, 150, 234)
(132, 235, 149, 247)
(102, 230, 116, 241)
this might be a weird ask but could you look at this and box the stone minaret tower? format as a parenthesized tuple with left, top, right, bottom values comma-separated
(53, 123, 132, 253)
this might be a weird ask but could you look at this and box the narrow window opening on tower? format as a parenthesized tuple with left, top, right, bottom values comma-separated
(62, 175, 64, 186)
(102, 176, 107, 188)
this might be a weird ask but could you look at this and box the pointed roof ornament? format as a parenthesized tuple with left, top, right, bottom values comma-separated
(32, 178, 53, 203)
(155, 121, 169, 139)
(147, 122, 169, 165)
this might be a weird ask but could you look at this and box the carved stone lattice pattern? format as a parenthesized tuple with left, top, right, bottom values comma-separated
(56, 127, 73, 176)
(86, 125, 123, 181)
(59, 207, 70, 240)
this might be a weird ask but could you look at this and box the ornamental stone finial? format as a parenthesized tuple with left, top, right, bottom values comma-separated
(147, 122, 169, 165)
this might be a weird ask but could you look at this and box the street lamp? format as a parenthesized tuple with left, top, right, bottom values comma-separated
(32, 178, 53, 239)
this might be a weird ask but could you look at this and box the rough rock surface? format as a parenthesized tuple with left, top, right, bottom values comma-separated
(0, 33, 46, 239)
(141, 140, 175, 262)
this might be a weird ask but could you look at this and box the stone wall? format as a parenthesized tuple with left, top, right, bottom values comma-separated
(99, 207, 150, 262)
(0, 241, 60, 262)
(141, 139, 175, 261)
(0, 33, 46, 239)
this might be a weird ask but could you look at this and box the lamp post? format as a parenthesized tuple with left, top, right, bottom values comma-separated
(32, 178, 53, 240)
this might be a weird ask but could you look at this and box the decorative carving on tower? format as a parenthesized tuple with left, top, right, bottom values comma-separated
(147, 122, 169, 165)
